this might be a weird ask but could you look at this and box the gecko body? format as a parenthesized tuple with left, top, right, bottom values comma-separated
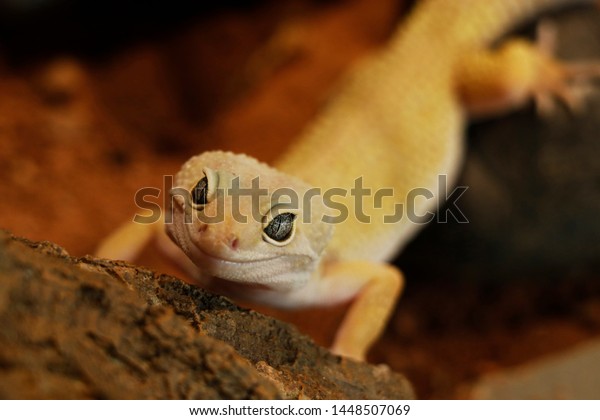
(98, 0, 599, 359)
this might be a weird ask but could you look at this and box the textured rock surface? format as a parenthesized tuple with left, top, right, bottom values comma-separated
(0, 231, 414, 399)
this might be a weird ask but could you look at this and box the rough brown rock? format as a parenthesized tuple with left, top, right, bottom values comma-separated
(0, 230, 414, 399)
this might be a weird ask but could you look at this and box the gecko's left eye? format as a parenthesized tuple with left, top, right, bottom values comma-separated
(263, 212, 296, 246)
(190, 168, 219, 208)
(191, 176, 209, 206)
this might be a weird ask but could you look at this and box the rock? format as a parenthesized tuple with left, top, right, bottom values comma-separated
(0, 230, 414, 399)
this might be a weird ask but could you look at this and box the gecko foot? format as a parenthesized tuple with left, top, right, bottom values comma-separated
(534, 20, 600, 116)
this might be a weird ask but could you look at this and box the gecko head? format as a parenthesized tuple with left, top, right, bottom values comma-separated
(166, 151, 334, 290)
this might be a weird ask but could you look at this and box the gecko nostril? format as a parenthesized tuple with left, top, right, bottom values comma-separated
(230, 237, 239, 250)
(198, 224, 208, 233)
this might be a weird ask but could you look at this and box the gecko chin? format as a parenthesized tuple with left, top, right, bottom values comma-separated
(173, 228, 316, 291)
(193, 245, 279, 265)
(190, 246, 315, 290)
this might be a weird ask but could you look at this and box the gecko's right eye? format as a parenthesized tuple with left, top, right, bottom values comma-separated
(191, 176, 209, 206)
(262, 212, 296, 246)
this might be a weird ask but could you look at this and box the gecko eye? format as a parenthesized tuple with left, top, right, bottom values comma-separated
(191, 176, 209, 206)
(190, 168, 219, 208)
(263, 212, 296, 246)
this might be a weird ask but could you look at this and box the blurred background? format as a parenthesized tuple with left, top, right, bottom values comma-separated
(0, 0, 599, 398)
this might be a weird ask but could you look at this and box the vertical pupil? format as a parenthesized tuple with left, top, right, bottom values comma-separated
(192, 176, 209, 205)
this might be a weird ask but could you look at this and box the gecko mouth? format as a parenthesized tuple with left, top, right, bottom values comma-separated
(181, 224, 288, 265)
(193, 245, 280, 265)
(188, 244, 299, 286)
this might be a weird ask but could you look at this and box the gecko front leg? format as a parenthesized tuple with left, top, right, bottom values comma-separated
(324, 261, 404, 360)
(95, 218, 160, 261)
